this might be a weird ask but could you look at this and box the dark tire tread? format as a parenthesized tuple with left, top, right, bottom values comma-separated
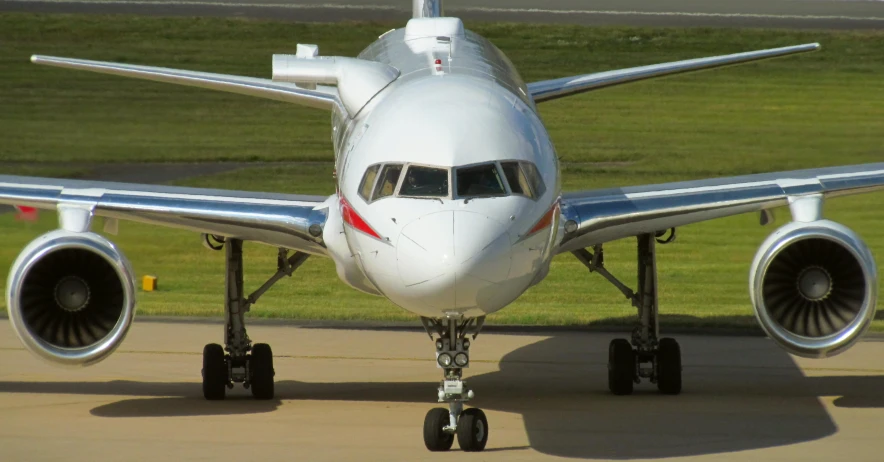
(656, 337, 682, 395)
(608, 338, 635, 395)
(202, 343, 227, 401)
(250, 343, 275, 400)
(423, 408, 454, 452)
(456, 408, 489, 452)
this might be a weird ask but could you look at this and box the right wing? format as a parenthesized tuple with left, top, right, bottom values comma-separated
(30, 55, 342, 112)
(557, 163, 884, 254)
(0, 175, 331, 256)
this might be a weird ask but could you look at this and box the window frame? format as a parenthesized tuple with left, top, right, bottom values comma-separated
(519, 161, 546, 198)
(358, 163, 382, 203)
(453, 161, 510, 200)
(355, 160, 545, 203)
(499, 160, 532, 199)
(396, 163, 453, 200)
(362, 162, 405, 203)
(497, 160, 545, 200)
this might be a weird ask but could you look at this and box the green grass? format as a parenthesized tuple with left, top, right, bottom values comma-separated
(1, 13, 884, 330)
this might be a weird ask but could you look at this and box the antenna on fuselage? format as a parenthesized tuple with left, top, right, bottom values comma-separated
(413, 0, 443, 18)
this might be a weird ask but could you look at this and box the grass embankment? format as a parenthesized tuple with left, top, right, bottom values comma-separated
(1, 14, 884, 329)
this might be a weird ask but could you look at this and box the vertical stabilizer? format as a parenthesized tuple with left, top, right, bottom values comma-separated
(413, 0, 443, 18)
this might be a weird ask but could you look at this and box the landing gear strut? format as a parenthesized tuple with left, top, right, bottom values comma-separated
(201, 238, 309, 400)
(573, 232, 682, 395)
(420, 316, 489, 452)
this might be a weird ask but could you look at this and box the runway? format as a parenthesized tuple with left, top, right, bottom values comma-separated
(3, 319, 884, 461)
(2, 0, 884, 28)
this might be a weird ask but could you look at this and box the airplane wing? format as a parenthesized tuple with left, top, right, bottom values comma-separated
(528, 43, 820, 103)
(557, 163, 884, 254)
(0, 175, 331, 255)
(30, 55, 341, 111)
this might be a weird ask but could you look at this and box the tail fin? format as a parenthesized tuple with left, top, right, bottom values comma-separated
(413, 0, 442, 18)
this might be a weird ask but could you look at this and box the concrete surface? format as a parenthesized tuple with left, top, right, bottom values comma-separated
(3, 319, 884, 461)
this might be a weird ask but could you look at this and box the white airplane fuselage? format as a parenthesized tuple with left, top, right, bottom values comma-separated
(323, 18, 561, 318)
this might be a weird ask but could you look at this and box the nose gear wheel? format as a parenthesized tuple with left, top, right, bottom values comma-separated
(423, 408, 454, 451)
(457, 408, 489, 452)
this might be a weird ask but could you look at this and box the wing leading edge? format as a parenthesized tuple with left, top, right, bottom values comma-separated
(30, 55, 341, 112)
(0, 175, 331, 256)
(557, 163, 884, 254)
(528, 43, 820, 103)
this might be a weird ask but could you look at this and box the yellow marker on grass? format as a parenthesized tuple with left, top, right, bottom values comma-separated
(142, 275, 158, 292)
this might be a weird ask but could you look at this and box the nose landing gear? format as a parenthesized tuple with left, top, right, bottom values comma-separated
(421, 316, 489, 452)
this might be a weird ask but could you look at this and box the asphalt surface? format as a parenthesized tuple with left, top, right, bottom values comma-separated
(2, 0, 884, 28)
(3, 319, 884, 461)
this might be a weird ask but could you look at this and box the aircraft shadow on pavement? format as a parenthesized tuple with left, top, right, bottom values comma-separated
(1, 334, 883, 459)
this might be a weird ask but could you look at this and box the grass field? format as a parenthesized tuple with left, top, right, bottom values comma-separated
(1, 13, 884, 330)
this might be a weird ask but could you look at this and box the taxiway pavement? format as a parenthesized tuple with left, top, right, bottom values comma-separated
(3, 319, 884, 461)
(2, 0, 884, 28)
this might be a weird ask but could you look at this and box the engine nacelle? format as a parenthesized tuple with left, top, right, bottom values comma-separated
(750, 220, 877, 358)
(6, 230, 136, 366)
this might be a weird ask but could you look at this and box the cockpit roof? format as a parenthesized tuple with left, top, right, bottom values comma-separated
(355, 75, 547, 169)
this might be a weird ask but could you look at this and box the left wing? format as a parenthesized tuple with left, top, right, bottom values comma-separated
(557, 163, 884, 254)
(0, 175, 331, 255)
(528, 43, 819, 103)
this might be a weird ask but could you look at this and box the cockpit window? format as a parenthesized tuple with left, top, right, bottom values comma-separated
(521, 162, 546, 197)
(399, 166, 449, 197)
(373, 164, 402, 200)
(361, 161, 543, 203)
(358, 164, 381, 202)
(500, 162, 533, 198)
(456, 163, 506, 198)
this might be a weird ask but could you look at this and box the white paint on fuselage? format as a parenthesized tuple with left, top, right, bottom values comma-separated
(325, 20, 562, 318)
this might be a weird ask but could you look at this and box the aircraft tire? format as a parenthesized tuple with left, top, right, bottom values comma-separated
(608, 338, 635, 395)
(423, 408, 454, 451)
(456, 408, 489, 452)
(250, 343, 275, 400)
(202, 343, 227, 400)
(656, 338, 682, 395)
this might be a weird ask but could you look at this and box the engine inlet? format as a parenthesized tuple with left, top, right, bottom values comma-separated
(20, 248, 125, 348)
(762, 238, 866, 338)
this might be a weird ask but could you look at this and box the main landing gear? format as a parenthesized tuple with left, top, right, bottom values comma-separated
(573, 231, 682, 395)
(420, 316, 489, 452)
(201, 238, 309, 400)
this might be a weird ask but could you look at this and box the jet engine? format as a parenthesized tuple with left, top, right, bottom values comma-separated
(6, 230, 136, 366)
(750, 220, 877, 358)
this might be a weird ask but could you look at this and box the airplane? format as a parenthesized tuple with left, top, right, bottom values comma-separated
(3, 0, 883, 453)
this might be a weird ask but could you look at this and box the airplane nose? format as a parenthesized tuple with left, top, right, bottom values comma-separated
(397, 210, 512, 312)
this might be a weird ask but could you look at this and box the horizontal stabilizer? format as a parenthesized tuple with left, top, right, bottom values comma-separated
(30, 55, 340, 111)
(528, 43, 820, 103)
